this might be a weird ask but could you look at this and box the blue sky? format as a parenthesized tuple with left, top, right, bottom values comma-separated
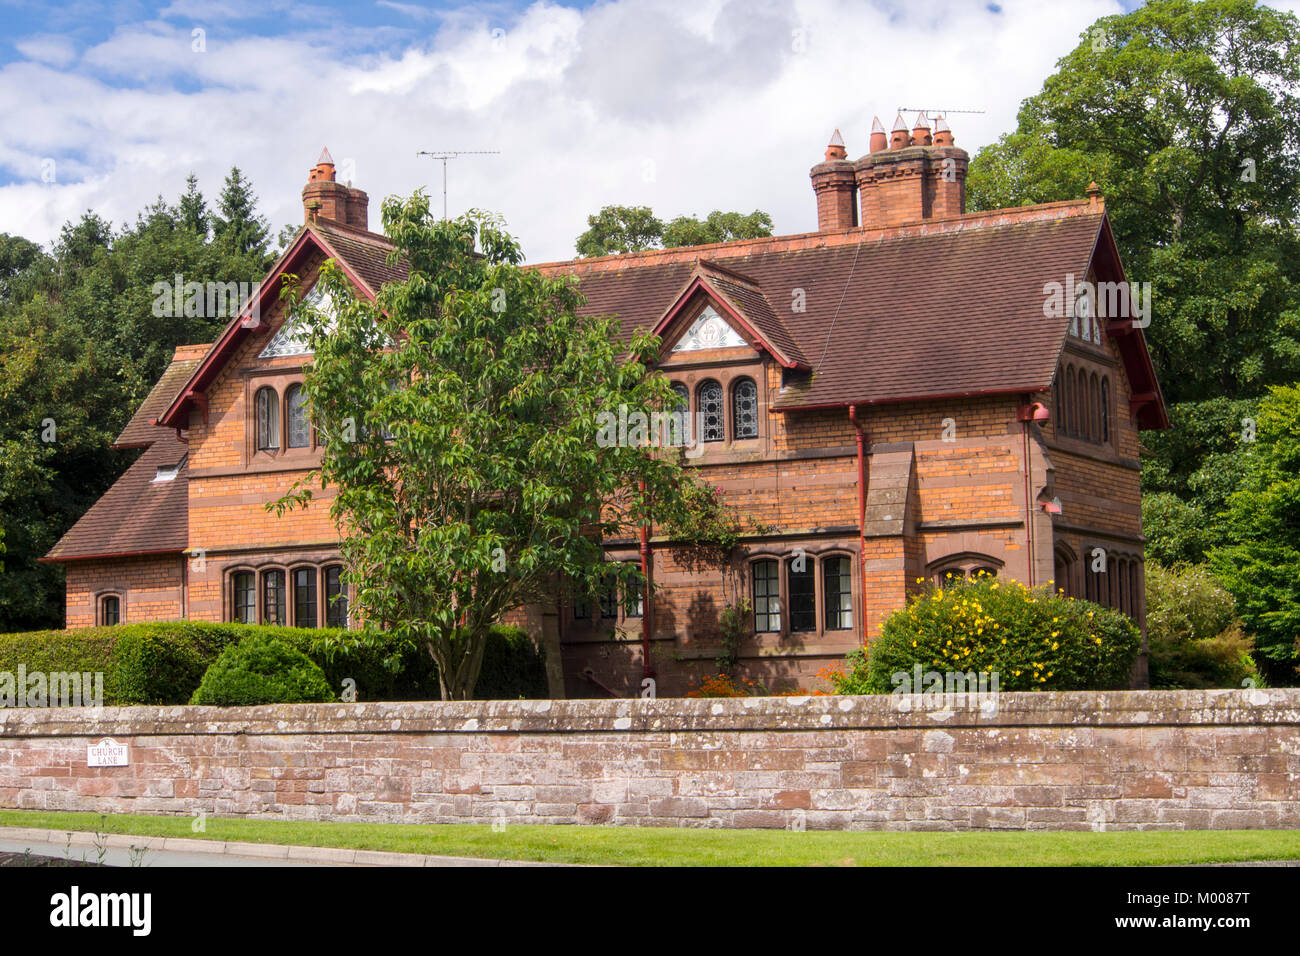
(0, 0, 1287, 261)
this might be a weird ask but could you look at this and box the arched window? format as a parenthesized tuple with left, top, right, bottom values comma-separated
(256, 386, 280, 451)
(823, 556, 853, 630)
(324, 566, 348, 628)
(1065, 367, 1078, 438)
(1089, 372, 1101, 443)
(698, 379, 724, 443)
(732, 377, 758, 440)
(1100, 376, 1111, 444)
(787, 557, 816, 632)
(666, 382, 690, 446)
(286, 383, 310, 449)
(1053, 547, 1075, 598)
(233, 571, 255, 624)
(1053, 377, 1065, 437)
(929, 554, 1003, 587)
(99, 595, 120, 627)
(752, 559, 780, 632)
(263, 569, 286, 626)
(293, 567, 317, 628)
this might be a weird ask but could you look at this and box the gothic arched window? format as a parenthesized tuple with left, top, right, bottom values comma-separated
(732, 377, 758, 440)
(698, 379, 724, 443)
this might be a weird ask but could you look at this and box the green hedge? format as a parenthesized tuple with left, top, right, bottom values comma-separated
(190, 635, 336, 706)
(0, 621, 544, 704)
(827, 575, 1141, 694)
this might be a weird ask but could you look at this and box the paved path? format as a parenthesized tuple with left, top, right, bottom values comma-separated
(0, 826, 563, 867)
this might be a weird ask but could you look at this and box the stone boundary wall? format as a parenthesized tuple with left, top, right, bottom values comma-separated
(2, 689, 1298, 831)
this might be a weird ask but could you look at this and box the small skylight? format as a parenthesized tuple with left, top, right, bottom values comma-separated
(152, 464, 181, 483)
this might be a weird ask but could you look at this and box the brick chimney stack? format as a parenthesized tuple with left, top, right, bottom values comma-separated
(301, 147, 369, 230)
(852, 111, 969, 228)
(810, 129, 858, 232)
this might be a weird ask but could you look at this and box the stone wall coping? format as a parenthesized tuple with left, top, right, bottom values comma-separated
(2, 688, 1296, 738)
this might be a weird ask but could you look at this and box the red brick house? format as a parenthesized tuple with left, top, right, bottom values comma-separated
(45, 116, 1168, 696)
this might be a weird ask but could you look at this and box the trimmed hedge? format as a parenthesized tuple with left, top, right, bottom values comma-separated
(826, 575, 1141, 694)
(190, 635, 336, 706)
(0, 621, 545, 704)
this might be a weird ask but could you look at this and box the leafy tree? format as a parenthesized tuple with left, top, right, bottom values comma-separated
(0, 172, 275, 631)
(1209, 383, 1300, 684)
(275, 197, 739, 699)
(575, 205, 663, 257)
(662, 210, 774, 247)
(177, 173, 209, 238)
(1145, 562, 1257, 688)
(211, 166, 271, 262)
(0, 234, 45, 302)
(575, 205, 775, 257)
(965, 0, 1300, 562)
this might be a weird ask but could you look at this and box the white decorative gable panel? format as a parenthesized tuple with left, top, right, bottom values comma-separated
(260, 284, 334, 358)
(671, 306, 747, 352)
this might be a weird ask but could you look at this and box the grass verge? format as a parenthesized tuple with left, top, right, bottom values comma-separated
(1, 810, 1298, 866)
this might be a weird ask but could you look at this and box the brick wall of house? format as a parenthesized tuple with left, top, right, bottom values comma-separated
(63, 556, 185, 629)
(4, 690, 1294, 830)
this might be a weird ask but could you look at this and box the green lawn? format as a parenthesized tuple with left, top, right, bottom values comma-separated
(1, 810, 1298, 866)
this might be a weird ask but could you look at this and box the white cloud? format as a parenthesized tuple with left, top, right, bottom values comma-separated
(0, 0, 1124, 262)
(13, 34, 78, 68)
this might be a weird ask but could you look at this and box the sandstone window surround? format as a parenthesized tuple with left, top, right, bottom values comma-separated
(1084, 547, 1143, 619)
(1053, 544, 1079, 598)
(247, 373, 321, 465)
(1053, 362, 1113, 447)
(668, 371, 762, 448)
(927, 553, 1003, 587)
(572, 562, 643, 625)
(227, 563, 350, 628)
(748, 551, 856, 637)
(96, 591, 124, 626)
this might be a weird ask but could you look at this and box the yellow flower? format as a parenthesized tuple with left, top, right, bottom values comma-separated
(1051, 642, 1059, 650)
(1051, 631, 1059, 638)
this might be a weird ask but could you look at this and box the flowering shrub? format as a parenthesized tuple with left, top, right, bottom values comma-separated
(687, 673, 752, 697)
(685, 672, 826, 698)
(823, 574, 1140, 694)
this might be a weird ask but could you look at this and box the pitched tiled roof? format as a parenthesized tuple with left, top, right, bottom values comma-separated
(113, 345, 209, 448)
(699, 262, 807, 367)
(44, 436, 189, 561)
(310, 220, 408, 295)
(547, 206, 1108, 410)
(159, 198, 1166, 430)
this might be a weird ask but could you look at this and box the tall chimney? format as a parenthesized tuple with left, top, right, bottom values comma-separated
(810, 129, 858, 232)
(301, 147, 370, 229)
(851, 111, 969, 228)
